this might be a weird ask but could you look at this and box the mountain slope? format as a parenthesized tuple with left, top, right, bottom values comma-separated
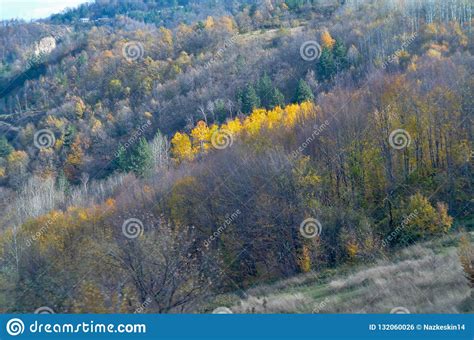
(213, 233, 473, 314)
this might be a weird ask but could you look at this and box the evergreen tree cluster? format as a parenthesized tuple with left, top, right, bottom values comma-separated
(115, 137, 153, 177)
(0, 136, 13, 158)
(238, 74, 315, 114)
(317, 40, 350, 81)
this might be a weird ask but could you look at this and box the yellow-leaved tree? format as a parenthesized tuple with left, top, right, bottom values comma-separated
(402, 193, 453, 240)
(321, 30, 335, 49)
(171, 132, 194, 163)
(65, 137, 84, 182)
(190, 121, 212, 153)
(170, 101, 317, 162)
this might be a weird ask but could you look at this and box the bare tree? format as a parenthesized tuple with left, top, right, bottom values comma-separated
(110, 221, 222, 313)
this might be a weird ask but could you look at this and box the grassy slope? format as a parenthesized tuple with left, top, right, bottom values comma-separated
(207, 233, 473, 314)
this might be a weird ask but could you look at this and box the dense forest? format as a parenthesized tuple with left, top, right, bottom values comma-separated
(0, 0, 472, 313)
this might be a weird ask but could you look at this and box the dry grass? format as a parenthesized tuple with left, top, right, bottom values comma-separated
(222, 234, 473, 314)
(325, 247, 469, 313)
(232, 293, 309, 314)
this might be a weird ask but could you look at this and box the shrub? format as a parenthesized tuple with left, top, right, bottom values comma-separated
(400, 193, 453, 241)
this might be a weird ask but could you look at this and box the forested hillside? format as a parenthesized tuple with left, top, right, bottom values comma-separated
(0, 0, 472, 313)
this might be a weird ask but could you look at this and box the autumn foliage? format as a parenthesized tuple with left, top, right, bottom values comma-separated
(171, 102, 316, 162)
(0, 0, 472, 314)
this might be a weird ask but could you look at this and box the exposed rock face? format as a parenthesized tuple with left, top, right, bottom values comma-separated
(34, 36, 56, 56)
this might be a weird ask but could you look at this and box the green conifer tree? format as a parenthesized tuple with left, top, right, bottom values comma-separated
(0, 136, 13, 158)
(240, 84, 261, 114)
(333, 39, 349, 71)
(257, 74, 285, 109)
(317, 47, 336, 81)
(115, 137, 153, 177)
(295, 79, 314, 103)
